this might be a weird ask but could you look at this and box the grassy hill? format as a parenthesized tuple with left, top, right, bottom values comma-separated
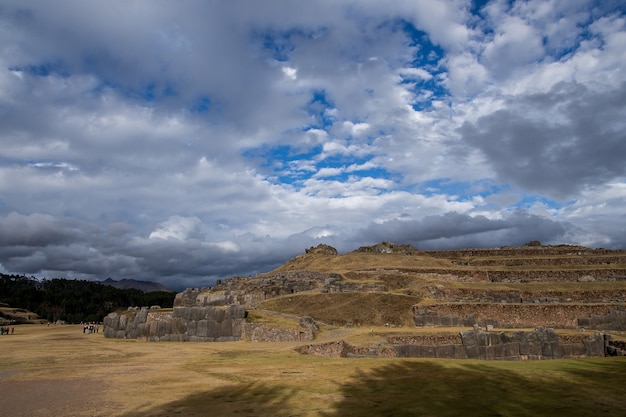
(247, 242, 626, 332)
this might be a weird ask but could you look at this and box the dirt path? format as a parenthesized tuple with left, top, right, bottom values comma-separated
(0, 375, 106, 417)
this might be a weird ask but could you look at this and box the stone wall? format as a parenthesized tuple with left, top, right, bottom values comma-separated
(466, 256, 626, 267)
(103, 305, 246, 342)
(482, 269, 626, 282)
(103, 306, 318, 342)
(577, 308, 626, 330)
(174, 271, 338, 308)
(424, 247, 624, 259)
(296, 328, 611, 360)
(413, 304, 626, 329)
(242, 316, 317, 342)
(426, 286, 626, 304)
(362, 268, 626, 283)
(295, 340, 397, 358)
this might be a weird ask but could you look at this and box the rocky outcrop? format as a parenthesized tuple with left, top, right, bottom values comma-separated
(305, 244, 338, 255)
(354, 242, 420, 255)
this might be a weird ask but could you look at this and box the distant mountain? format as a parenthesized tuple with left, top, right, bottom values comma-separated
(101, 278, 173, 293)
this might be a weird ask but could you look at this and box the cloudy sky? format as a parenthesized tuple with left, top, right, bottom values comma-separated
(1, 0, 625, 290)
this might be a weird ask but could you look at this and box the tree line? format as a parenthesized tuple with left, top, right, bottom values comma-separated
(0, 273, 175, 323)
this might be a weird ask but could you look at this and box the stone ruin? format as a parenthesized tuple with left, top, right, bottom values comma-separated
(297, 327, 612, 360)
(413, 304, 626, 330)
(103, 305, 245, 342)
(103, 304, 319, 343)
(355, 241, 420, 255)
(102, 242, 626, 360)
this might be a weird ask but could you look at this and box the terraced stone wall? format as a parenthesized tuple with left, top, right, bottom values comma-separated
(427, 287, 626, 304)
(413, 304, 626, 329)
(174, 271, 338, 308)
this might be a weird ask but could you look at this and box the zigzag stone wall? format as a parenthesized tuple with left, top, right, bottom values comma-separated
(296, 328, 610, 360)
(103, 306, 319, 342)
(103, 305, 246, 342)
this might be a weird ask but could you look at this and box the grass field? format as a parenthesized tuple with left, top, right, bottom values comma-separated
(2, 324, 626, 416)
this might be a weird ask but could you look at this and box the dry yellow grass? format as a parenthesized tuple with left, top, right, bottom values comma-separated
(3, 324, 626, 416)
(271, 252, 456, 273)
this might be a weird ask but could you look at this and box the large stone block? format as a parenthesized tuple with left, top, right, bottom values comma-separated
(436, 344, 456, 358)
(170, 317, 187, 334)
(219, 319, 233, 337)
(505, 342, 520, 358)
(454, 345, 469, 359)
(118, 314, 128, 330)
(207, 320, 219, 338)
(215, 308, 225, 322)
(149, 320, 159, 337)
(187, 320, 197, 336)
(561, 343, 586, 358)
(196, 320, 208, 337)
(440, 315, 458, 326)
(394, 344, 436, 358)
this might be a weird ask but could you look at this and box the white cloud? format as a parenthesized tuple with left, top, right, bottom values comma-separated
(149, 216, 202, 241)
(0, 1, 624, 289)
(281, 66, 298, 80)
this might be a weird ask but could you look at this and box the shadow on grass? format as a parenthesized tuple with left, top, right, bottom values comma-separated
(120, 359, 626, 417)
(322, 359, 626, 417)
(120, 382, 298, 417)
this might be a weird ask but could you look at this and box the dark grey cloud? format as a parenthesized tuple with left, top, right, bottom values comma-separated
(459, 82, 626, 200)
(355, 210, 570, 250)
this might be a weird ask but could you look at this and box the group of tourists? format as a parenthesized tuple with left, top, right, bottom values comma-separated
(1, 326, 14, 335)
(82, 322, 99, 334)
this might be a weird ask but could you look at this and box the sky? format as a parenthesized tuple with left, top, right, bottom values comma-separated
(1, 0, 625, 290)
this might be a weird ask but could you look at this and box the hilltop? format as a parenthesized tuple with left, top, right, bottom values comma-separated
(104, 241, 626, 360)
(256, 241, 626, 327)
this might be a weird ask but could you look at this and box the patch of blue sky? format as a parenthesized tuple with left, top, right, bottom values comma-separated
(89, 78, 179, 105)
(259, 31, 294, 62)
(255, 26, 329, 62)
(470, 0, 492, 16)
(406, 77, 449, 111)
(393, 20, 448, 110)
(191, 96, 212, 113)
(417, 178, 510, 201)
(9, 60, 70, 78)
(303, 89, 336, 129)
(397, 20, 444, 67)
(243, 144, 321, 182)
(542, 16, 596, 61)
(243, 142, 396, 189)
(514, 194, 569, 211)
